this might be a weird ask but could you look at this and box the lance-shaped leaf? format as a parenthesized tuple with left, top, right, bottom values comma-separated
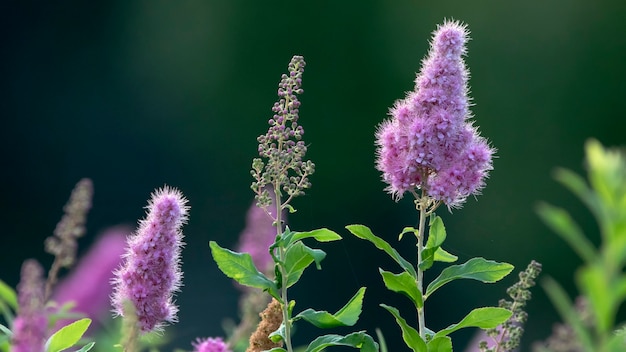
(45, 318, 91, 352)
(380, 304, 426, 352)
(433, 307, 512, 339)
(0, 280, 17, 311)
(346, 225, 416, 278)
(420, 216, 457, 270)
(379, 269, 422, 308)
(425, 258, 513, 298)
(305, 331, 378, 352)
(209, 241, 279, 299)
(295, 287, 366, 328)
(536, 202, 596, 264)
(75, 342, 95, 352)
(285, 228, 342, 247)
(283, 242, 326, 288)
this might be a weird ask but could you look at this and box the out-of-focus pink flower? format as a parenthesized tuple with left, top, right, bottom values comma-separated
(111, 186, 189, 333)
(192, 337, 231, 352)
(237, 188, 283, 273)
(12, 259, 47, 352)
(52, 227, 128, 326)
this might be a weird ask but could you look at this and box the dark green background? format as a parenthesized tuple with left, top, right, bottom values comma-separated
(2, 1, 625, 350)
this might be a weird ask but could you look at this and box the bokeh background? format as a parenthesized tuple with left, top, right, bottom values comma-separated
(2, 0, 626, 350)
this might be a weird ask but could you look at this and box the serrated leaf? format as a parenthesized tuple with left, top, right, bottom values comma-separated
(288, 228, 342, 246)
(433, 307, 511, 339)
(380, 304, 426, 352)
(0, 280, 17, 311)
(284, 242, 326, 288)
(427, 336, 452, 352)
(346, 225, 416, 278)
(45, 318, 91, 352)
(379, 269, 422, 308)
(305, 331, 378, 352)
(75, 342, 95, 352)
(295, 287, 365, 328)
(209, 241, 279, 299)
(425, 258, 514, 298)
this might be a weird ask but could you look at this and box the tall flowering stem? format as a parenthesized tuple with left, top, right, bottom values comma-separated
(250, 55, 314, 352)
(111, 186, 188, 340)
(349, 20, 513, 351)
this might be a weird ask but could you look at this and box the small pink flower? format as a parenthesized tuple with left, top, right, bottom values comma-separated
(111, 186, 189, 332)
(192, 337, 231, 352)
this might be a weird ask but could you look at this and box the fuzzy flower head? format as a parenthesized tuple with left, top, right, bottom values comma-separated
(251, 55, 315, 214)
(192, 337, 231, 352)
(111, 186, 189, 333)
(12, 259, 47, 352)
(375, 20, 494, 207)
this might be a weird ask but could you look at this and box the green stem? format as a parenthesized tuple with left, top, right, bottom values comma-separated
(416, 195, 427, 340)
(274, 186, 294, 352)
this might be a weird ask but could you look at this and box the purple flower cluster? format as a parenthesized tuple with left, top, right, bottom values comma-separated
(12, 260, 47, 352)
(192, 337, 231, 352)
(111, 187, 188, 332)
(376, 21, 494, 207)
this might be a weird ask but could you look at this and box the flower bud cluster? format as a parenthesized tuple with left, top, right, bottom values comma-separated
(251, 55, 315, 210)
(376, 21, 494, 207)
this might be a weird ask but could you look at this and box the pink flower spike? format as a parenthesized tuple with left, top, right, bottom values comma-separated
(12, 260, 47, 352)
(192, 337, 231, 352)
(111, 186, 189, 333)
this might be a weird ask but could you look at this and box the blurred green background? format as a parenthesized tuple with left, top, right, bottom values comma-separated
(2, 0, 626, 350)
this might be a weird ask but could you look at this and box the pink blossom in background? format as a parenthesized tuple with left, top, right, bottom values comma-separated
(111, 186, 189, 332)
(12, 260, 47, 352)
(236, 188, 284, 273)
(52, 227, 128, 326)
(192, 337, 231, 352)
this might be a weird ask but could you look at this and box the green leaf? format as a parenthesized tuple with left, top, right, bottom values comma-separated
(379, 269, 422, 308)
(267, 348, 288, 352)
(419, 216, 449, 270)
(433, 307, 511, 339)
(542, 276, 594, 351)
(433, 248, 458, 263)
(536, 202, 597, 263)
(45, 318, 91, 352)
(425, 258, 514, 298)
(269, 323, 287, 343)
(287, 228, 342, 246)
(577, 264, 615, 335)
(295, 287, 366, 328)
(209, 241, 279, 299)
(75, 342, 95, 352)
(380, 304, 426, 352)
(0, 324, 11, 337)
(346, 224, 417, 278)
(284, 242, 326, 288)
(427, 336, 452, 352)
(305, 331, 378, 352)
(0, 280, 17, 311)
(398, 227, 417, 241)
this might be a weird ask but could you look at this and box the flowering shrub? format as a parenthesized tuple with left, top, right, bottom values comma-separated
(0, 18, 624, 352)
